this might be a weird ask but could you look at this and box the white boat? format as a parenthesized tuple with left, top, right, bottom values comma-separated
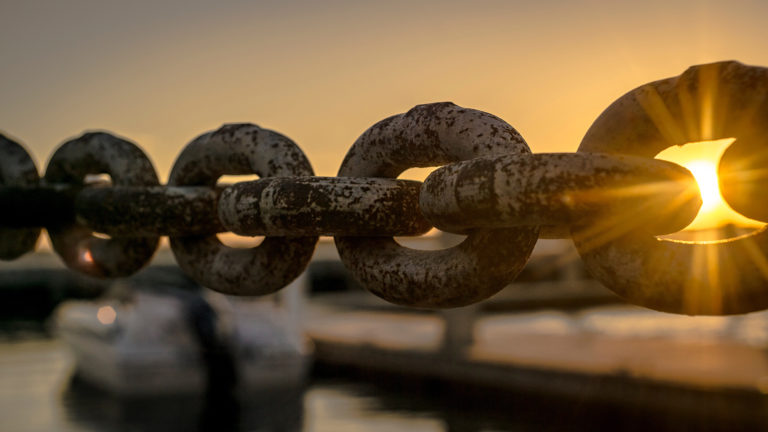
(53, 267, 313, 396)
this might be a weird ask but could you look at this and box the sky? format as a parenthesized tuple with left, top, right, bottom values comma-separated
(3, 0, 768, 180)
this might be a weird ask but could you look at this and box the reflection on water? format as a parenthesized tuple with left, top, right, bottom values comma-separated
(3, 330, 768, 431)
(305, 386, 444, 432)
(1, 337, 460, 432)
(62, 374, 303, 431)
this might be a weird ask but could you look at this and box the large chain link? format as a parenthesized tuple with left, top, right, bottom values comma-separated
(334, 103, 539, 308)
(576, 61, 768, 315)
(2, 61, 767, 315)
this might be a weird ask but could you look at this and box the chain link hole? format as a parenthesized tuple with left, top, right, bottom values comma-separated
(395, 230, 467, 250)
(83, 173, 112, 186)
(218, 175, 269, 247)
(655, 138, 765, 241)
(398, 167, 435, 182)
(396, 167, 467, 249)
(84, 175, 113, 240)
(216, 233, 264, 248)
(217, 174, 260, 186)
(216, 175, 265, 247)
(216, 175, 264, 248)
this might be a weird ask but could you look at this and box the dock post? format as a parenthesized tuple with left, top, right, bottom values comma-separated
(279, 272, 308, 334)
(436, 231, 479, 359)
(440, 305, 478, 359)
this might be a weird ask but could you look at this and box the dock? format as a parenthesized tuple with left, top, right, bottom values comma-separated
(304, 302, 768, 422)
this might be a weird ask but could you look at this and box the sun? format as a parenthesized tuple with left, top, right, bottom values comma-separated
(684, 160, 720, 212)
(656, 138, 764, 233)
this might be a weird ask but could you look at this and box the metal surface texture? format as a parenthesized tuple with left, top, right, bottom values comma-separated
(719, 129, 768, 223)
(44, 132, 160, 278)
(335, 102, 539, 308)
(420, 152, 701, 238)
(168, 123, 318, 296)
(3, 74, 768, 315)
(76, 186, 225, 237)
(0, 134, 41, 259)
(219, 177, 431, 236)
(576, 61, 768, 315)
(578, 61, 768, 158)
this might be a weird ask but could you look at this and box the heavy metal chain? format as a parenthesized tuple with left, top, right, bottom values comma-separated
(2, 61, 768, 316)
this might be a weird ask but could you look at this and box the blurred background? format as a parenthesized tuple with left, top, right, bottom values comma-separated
(4, 0, 768, 431)
(4, 0, 768, 179)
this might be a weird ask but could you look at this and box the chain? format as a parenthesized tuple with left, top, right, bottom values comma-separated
(2, 61, 768, 316)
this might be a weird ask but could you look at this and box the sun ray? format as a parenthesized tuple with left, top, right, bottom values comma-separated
(656, 139, 765, 236)
(635, 85, 687, 145)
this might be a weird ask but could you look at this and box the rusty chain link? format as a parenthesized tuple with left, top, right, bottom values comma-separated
(167, 124, 318, 296)
(2, 60, 768, 315)
(43, 132, 161, 278)
(576, 61, 768, 315)
(0, 135, 41, 260)
(334, 103, 539, 308)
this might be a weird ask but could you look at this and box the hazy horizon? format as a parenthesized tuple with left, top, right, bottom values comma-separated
(4, 0, 768, 180)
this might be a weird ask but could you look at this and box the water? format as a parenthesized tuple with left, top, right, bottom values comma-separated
(0, 336, 509, 432)
(0, 336, 539, 432)
(2, 334, 768, 431)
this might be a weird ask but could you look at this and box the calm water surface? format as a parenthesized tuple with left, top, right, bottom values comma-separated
(0, 336, 524, 432)
(1, 332, 766, 432)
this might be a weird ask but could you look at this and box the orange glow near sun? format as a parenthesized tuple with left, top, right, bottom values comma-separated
(656, 139, 764, 232)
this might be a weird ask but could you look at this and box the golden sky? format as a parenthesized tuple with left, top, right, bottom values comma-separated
(3, 0, 768, 180)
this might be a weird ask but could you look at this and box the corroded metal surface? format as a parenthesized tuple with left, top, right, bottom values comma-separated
(572, 227, 768, 315)
(335, 102, 539, 308)
(420, 153, 701, 238)
(337, 102, 531, 177)
(219, 177, 431, 236)
(0, 134, 41, 259)
(76, 186, 225, 236)
(579, 61, 768, 158)
(169, 123, 318, 296)
(44, 132, 160, 278)
(4, 79, 768, 314)
(576, 61, 768, 315)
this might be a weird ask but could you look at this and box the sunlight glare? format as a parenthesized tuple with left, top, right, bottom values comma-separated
(656, 139, 764, 233)
(685, 160, 719, 212)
